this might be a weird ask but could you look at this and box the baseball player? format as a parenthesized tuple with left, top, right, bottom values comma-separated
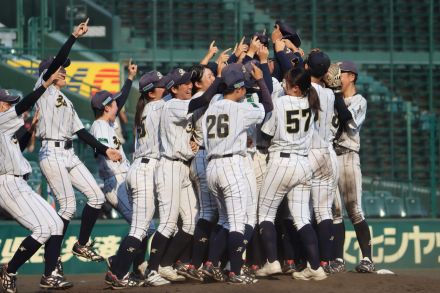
(106, 70, 171, 289)
(89, 60, 137, 224)
(330, 61, 374, 273)
(257, 67, 327, 281)
(146, 67, 222, 282)
(0, 70, 74, 292)
(35, 18, 122, 266)
(202, 63, 272, 284)
(304, 50, 338, 273)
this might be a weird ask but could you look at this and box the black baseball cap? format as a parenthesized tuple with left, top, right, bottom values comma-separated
(91, 90, 119, 110)
(167, 68, 192, 88)
(306, 51, 331, 77)
(139, 70, 167, 93)
(222, 63, 245, 90)
(253, 32, 269, 47)
(38, 56, 71, 75)
(0, 89, 20, 104)
(275, 20, 302, 47)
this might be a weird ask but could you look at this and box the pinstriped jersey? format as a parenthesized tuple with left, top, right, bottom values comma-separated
(34, 74, 83, 140)
(334, 94, 367, 152)
(90, 119, 130, 179)
(191, 91, 206, 147)
(262, 95, 315, 156)
(311, 82, 335, 149)
(133, 99, 165, 160)
(202, 99, 265, 160)
(159, 98, 194, 161)
(0, 107, 31, 175)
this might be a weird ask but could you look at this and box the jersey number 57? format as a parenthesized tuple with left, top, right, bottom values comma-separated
(285, 108, 311, 133)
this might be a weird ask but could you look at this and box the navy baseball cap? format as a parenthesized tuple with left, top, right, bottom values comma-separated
(306, 51, 331, 77)
(38, 56, 71, 75)
(275, 20, 301, 47)
(222, 63, 245, 90)
(0, 89, 20, 104)
(340, 60, 358, 75)
(167, 68, 192, 88)
(139, 70, 166, 93)
(91, 90, 118, 110)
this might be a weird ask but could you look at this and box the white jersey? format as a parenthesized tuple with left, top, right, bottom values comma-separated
(90, 119, 130, 179)
(0, 107, 31, 175)
(334, 93, 367, 152)
(34, 74, 83, 140)
(262, 95, 315, 156)
(311, 82, 335, 149)
(159, 98, 194, 161)
(202, 98, 265, 160)
(191, 91, 206, 147)
(133, 99, 165, 160)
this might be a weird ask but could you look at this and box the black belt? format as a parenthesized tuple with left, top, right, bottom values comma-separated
(279, 152, 307, 158)
(164, 156, 190, 166)
(46, 140, 73, 150)
(208, 154, 233, 162)
(141, 158, 150, 164)
(256, 146, 267, 150)
(14, 174, 29, 181)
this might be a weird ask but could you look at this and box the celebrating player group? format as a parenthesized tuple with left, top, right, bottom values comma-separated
(0, 17, 372, 292)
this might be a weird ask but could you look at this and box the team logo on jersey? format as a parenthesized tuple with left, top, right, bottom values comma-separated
(11, 135, 18, 144)
(185, 122, 193, 133)
(55, 95, 68, 108)
(112, 136, 122, 150)
(98, 137, 109, 144)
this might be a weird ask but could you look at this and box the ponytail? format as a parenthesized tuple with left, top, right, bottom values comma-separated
(134, 93, 148, 131)
(285, 67, 321, 117)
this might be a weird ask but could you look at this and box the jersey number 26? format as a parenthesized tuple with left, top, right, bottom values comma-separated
(206, 114, 229, 139)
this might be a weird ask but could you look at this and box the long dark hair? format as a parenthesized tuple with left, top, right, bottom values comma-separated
(285, 67, 321, 116)
(134, 93, 148, 131)
(190, 64, 208, 95)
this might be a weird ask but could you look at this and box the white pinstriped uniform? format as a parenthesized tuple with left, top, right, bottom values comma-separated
(258, 95, 314, 231)
(332, 94, 367, 224)
(0, 107, 63, 244)
(190, 92, 218, 223)
(35, 75, 105, 220)
(203, 98, 265, 233)
(155, 98, 198, 238)
(126, 99, 164, 241)
(308, 82, 338, 224)
(90, 120, 132, 222)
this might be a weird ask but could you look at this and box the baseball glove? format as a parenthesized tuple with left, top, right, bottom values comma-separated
(323, 63, 342, 91)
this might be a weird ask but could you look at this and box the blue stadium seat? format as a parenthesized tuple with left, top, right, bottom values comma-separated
(384, 196, 406, 218)
(405, 196, 424, 218)
(363, 196, 386, 218)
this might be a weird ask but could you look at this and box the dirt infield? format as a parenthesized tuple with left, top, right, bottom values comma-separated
(16, 270, 440, 293)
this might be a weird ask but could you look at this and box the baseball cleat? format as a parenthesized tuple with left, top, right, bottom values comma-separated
(185, 265, 204, 282)
(201, 262, 226, 282)
(241, 264, 259, 278)
(145, 270, 170, 286)
(355, 257, 375, 273)
(227, 272, 258, 285)
(111, 272, 145, 290)
(292, 266, 327, 281)
(331, 258, 346, 273)
(0, 264, 17, 293)
(255, 260, 282, 277)
(72, 241, 104, 262)
(105, 271, 114, 285)
(320, 261, 334, 274)
(53, 257, 65, 278)
(40, 273, 74, 289)
(158, 265, 186, 282)
(174, 261, 191, 278)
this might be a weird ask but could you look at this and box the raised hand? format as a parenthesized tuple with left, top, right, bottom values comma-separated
(257, 46, 269, 63)
(43, 67, 64, 88)
(127, 58, 138, 80)
(216, 48, 232, 65)
(271, 24, 282, 43)
(208, 40, 219, 57)
(274, 39, 286, 52)
(247, 36, 262, 57)
(234, 37, 248, 57)
(250, 63, 263, 81)
(73, 18, 89, 38)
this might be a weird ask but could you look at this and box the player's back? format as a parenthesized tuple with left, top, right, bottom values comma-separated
(264, 95, 314, 156)
(203, 98, 264, 160)
(311, 82, 335, 148)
